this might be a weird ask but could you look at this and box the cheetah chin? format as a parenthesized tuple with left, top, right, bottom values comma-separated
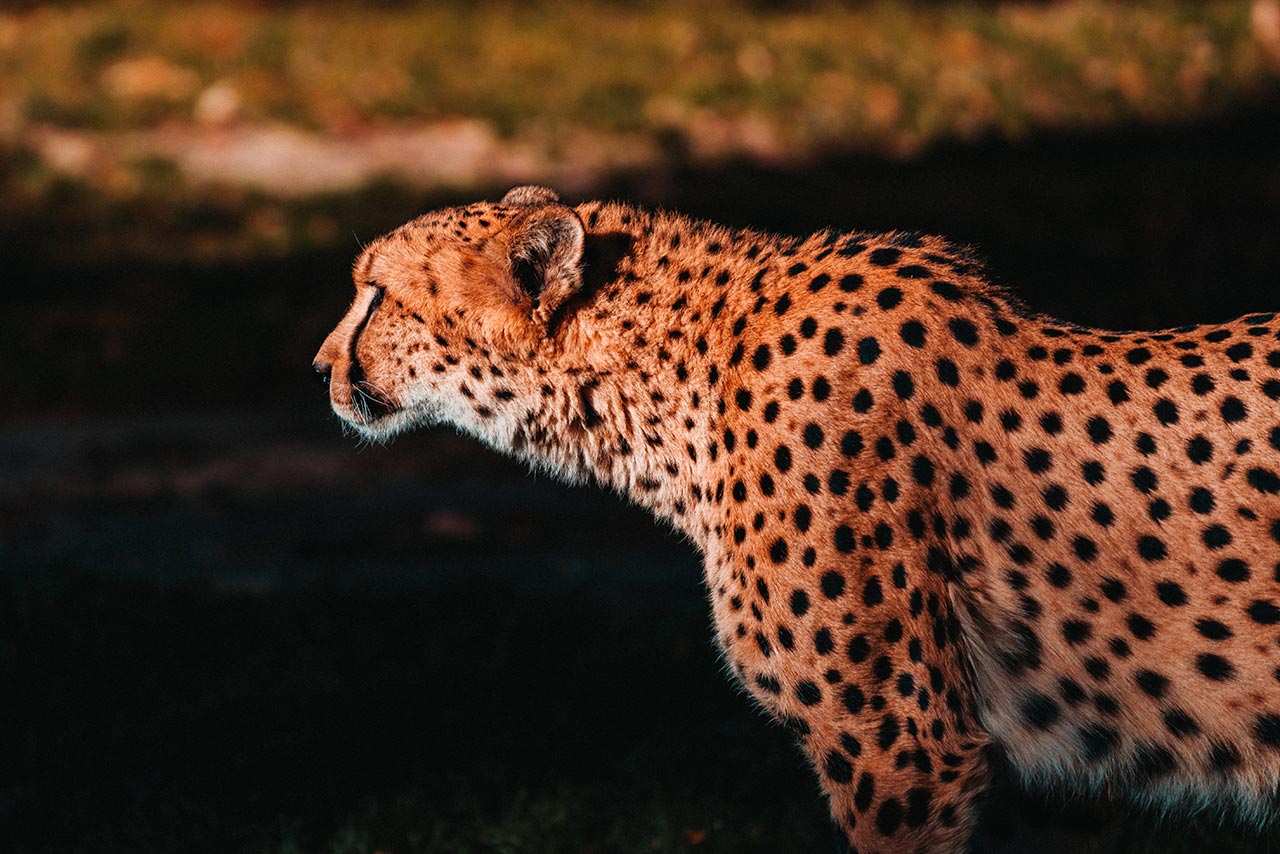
(315, 185, 1280, 852)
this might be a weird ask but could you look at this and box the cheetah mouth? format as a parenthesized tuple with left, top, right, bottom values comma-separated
(328, 377, 406, 437)
(348, 380, 398, 422)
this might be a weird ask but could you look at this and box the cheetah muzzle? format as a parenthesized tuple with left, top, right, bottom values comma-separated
(315, 185, 1280, 852)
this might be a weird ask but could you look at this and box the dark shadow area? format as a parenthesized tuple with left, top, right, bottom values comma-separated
(4, 100, 1280, 852)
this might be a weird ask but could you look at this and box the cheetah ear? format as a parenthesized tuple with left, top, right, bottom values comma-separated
(501, 185, 560, 206)
(500, 203, 585, 330)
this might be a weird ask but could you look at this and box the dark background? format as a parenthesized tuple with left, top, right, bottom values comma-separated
(4, 3, 1280, 852)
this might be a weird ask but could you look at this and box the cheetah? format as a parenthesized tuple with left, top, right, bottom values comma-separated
(314, 185, 1280, 852)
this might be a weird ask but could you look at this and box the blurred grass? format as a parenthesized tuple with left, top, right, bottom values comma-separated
(2, 1, 1279, 262)
(2, 1, 1277, 146)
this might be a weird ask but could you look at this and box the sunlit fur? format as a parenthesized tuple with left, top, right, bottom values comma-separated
(316, 187, 1280, 852)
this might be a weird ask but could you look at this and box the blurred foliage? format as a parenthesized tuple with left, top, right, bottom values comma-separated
(2, 1, 1277, 140)
(1, 1, 1278, 261)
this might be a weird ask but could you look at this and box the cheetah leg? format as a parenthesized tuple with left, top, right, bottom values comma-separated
(807, 722, 993, 854)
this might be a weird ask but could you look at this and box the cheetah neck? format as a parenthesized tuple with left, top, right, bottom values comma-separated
(493, 202, 814, 547)
(485, 202, 1023, 572)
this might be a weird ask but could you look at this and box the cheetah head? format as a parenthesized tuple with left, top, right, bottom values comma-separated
(313, 186, 587, 443)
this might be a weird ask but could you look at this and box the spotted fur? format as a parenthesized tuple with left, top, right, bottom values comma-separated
(315, 186, 1280, 852)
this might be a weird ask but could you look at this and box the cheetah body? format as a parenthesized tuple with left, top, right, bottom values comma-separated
(315, 187, 1280, 852)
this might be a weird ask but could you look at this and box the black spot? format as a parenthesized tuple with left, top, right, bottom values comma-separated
(1202, 525, 1232, 550)
(863, 576, 884, 607)
(877, 714, 900, 749)
(1155, 580, 1186, 606)
(769, 538, 788, 563)
(755, 674, 781, 694)
(822, 571, 846, 599)
(1047, 563, 1071, 588)
(750, 345, 771, 372)
(755, 632, 771, 657)
(1216, 558, 1250, 583)
(815, 628, 834, 655)
(1107, 380, 1130, 404)
(936, 358, 960, 386)
(1221, 396, 1248, 423)
(1059, 678, 1087, 705)
(1133, 743, 1177, 779)
(834, 525, 856, 553)
(1163, 709, 1199, 738)
(1100, 578, 1125, 601)
(900, 320, 926, 348)
(1153, 398, 1179, 425)
(948, 318, 979, 347)
(1127, 613, 1156, 640)
(826, 750, 853, 783)
(1196, 618, 1232, 640)
(1024, 448, 1052, 474)
(1248, 468, 1280, 494)
(1195, 653, 1235, 681)
(797, 681, 822, 705)
(1247, 600, 1280, 625)
(876, 797, 903, 836)
(1138, 535, 1167, 562)
(1087, 417, 1112, 444)
(1044, 484, 1069, 511)
(1189, 487, 1215, 514)
(877, 287, 903, 309)
(1130, 467, 1158, 493)
(1077, 723, 1119, 761)
(892, 371, 915, 400)
(1254, 714, 1280, 749)
(1021, 692, 1061, 730)
(1062, 619, 1092, 645)
(825, 328, 845, 357)
(931, 280, 961, 300)
(854, 772, 875, 813)
(1059, 373, 1085, 395)
(870, 247, 901, 266)
(803, 423, 825, 450)
(1226, 342, 1253, 361)
(1209, 742, 1240, 773)
(1186, 435, 1213, 464)
(905, 788, 932, 828)
(1134, 669, 1169, 699)
(858, 337, 881, 365)
(911, 455, 935, 487)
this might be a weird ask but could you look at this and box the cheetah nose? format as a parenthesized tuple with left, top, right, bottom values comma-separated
(313, 358, 332, 386)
